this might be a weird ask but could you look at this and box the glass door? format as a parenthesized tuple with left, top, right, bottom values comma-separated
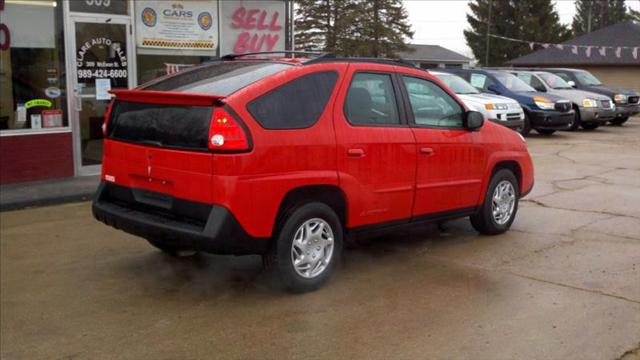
(69, 17, 133, 175)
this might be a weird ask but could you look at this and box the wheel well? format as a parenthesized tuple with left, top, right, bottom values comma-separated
(274, 185, 347, 233)
(492, 161, 522, 193)
(572, 104, 581, 119)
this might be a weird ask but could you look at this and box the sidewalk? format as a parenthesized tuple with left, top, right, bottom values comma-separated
(0, 176, 99, 212)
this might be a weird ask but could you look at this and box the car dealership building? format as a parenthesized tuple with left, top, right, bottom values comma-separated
(0, 0, 293, 184)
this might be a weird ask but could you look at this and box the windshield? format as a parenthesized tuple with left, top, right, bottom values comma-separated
(141, 61, 293, 95)
(538, 72, 573, 89)
(575, 71, 603, 86)
(434, 73, 480, 94)
(491, 72, 536, 92)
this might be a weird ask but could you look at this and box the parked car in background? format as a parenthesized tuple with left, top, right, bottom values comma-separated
(443, 68, 573, 135)
(509, 70, 615, 130)
(544, 68, 639, 125)
(93, 53, 534, 292)
(431, 71, 524, 131)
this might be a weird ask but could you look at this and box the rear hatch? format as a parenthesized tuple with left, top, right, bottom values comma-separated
(103, 90, 221, 207)
(101, 61, 292, 207)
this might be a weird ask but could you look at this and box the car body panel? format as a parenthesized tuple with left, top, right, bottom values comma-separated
(441, 68, 574, 131)
(94, 59, 535, 254)
(544, 68, 640, 118)
(510, 70, 616, 124)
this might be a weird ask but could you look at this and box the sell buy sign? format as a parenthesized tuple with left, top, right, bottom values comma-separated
(220, 0, 285, 56)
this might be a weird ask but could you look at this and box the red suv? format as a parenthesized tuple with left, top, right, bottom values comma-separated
(93, 53, 534, 292)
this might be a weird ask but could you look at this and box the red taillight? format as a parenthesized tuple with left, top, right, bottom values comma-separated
(208, 107, 250, 151)
(102, 100, 114, 137)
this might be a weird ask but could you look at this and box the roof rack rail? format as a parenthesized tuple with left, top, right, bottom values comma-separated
(221, 51, 335, 61)
(303, 56, 418, 69)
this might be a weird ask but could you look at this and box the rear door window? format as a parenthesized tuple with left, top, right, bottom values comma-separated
(344, 72, 400, 126)
(142, 61, 292, 95)
(247, 71, 339, 130)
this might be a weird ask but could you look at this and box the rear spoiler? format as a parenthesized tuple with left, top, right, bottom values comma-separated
(109, 90, 226, 106)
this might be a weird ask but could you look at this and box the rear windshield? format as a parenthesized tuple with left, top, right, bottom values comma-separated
(141, 61, 292, 95)
(107, 101, 213, 151)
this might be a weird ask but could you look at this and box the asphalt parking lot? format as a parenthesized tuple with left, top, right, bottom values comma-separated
(2, 119, 640, 360)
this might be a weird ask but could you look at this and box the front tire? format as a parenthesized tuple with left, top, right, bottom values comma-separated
(536, 129, 556, 135)
(470, 169, 519, 235)
(567, 107, 581, 131)
(610, 116, 629, 126)
(266, 202, 343, 293)
(581, 122, 599, 130)
(519, 112, 532, 136)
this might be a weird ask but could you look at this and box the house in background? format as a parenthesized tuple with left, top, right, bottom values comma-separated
(507, 21, 640, 92)
(397, 44, 473, 69)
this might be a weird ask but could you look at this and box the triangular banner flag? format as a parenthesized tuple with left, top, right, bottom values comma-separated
(599, 47, 607, 56)
(555, 44, 564, 50)
(586, 46, 592, 57)
(633, 47, 639, 60)
(615, 47, 622, 58)
(571, 45, 579, 55)
(529, 42, 535, 50)
(542, 43, 550, 49)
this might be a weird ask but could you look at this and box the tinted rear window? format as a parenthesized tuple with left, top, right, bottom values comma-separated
(142, 61, 292, 95)
(107, 101, 213, 151)
(247, 71, 339, 129)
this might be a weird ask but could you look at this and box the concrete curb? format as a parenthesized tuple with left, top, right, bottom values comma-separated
(1, 176, 99, 212)
(0, 193, 95, 212)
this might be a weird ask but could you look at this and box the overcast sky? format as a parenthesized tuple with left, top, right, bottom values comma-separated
(403, 0, 640, 58)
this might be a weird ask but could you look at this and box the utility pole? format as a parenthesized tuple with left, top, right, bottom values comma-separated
(587, 0, 593, 33)
(485, 0, 493, 67)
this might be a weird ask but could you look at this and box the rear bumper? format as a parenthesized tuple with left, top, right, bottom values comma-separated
(92, 182, 269, 255)
(528, 109, 574, 130)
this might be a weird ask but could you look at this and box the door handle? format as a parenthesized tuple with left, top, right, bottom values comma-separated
(420, 147, 435, 156)
(347, 148, 366, 157)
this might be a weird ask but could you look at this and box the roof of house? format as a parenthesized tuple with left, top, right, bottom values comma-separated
(507, 21, 640, 66)
(397, 44, 472, 63)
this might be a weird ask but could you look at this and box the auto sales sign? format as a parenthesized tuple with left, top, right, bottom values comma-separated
(219, 0, 286, 56)
(135, 1, 217, 50)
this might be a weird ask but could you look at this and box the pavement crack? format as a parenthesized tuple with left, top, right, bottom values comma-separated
(521, 198, 640, 221)
(504, 271, 640, 305)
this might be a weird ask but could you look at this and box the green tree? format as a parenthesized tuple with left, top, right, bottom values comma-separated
(464, 0, 571, 66)
(294, 0, 413, 57)
(572, 0, 629, 35)
(294, 0, 354, 54)
(349, 0, 414, 57)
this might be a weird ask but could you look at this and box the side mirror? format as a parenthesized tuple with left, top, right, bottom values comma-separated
(567, 80, 576, 88)
(487, 84, 500, 94)
(464, 111, 484, 131)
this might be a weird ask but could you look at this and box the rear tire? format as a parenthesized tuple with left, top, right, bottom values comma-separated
(266, 202, 343, 293)
(470, 169, 519, 235)
(610, 116, 629, 126)
(581, 122, 599, 130)
(536, 129, 556, 135)
(146, 239, 197, 257)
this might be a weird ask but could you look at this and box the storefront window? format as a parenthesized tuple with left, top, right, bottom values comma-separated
(0, 0, 67, 132)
